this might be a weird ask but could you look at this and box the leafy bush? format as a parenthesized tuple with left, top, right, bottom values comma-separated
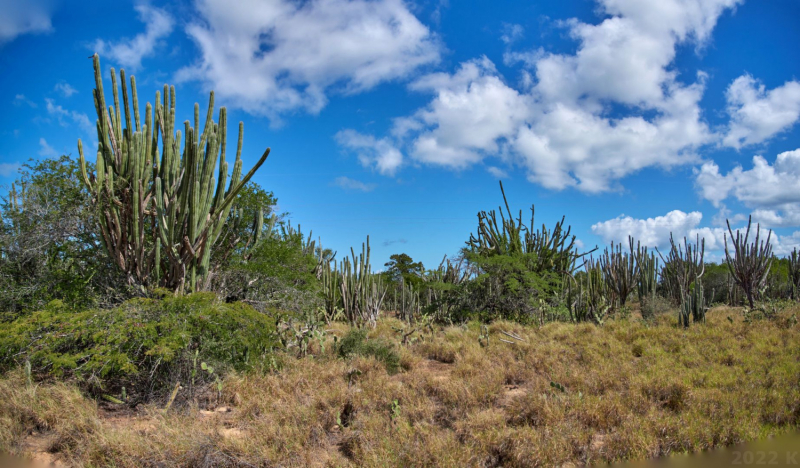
(640, 294, 673, 320)
(0, 156, 122, 316)
(337, 328, 400, 375)
(0, 293, 279, 400)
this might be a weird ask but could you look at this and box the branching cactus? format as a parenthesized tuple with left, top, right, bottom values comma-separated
(658, 234, 704, 303)
(724, 216, 773, 308)
(679, 276, 707, 328)
(337, 236, 386, 327)
(634, 239, 659, 302)
(789, 248, 800, 301)
(466, 181, 592, 275)
(599, 238, 638, 308)
(78, 54, 269, 291)
(567, 258, 609, 325)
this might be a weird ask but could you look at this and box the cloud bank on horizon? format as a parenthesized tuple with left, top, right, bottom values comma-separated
(2, 0, 800, 260)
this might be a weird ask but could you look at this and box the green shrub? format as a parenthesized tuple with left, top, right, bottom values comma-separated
(337, 329, 400, 375)
(0, 293, 280, 399)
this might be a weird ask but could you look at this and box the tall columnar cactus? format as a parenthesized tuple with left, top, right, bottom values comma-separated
(658, 234, 704, 303)
(567, 258, 609, 325)
(724, 216, 773, 309)
(789, 248, 800, 301)
(679, 276, 707, 328)
(634, 239, 659, 302)
(599, 238, 638, 308)
(78, 54, 270, 292)
(338, 236, 386, 327)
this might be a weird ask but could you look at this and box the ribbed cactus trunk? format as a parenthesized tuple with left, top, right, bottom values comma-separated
(790, 248, 800, 301)
(723, 216, 772, 309)
(78, 54, 270, 292)
(599, 238, 638, 308)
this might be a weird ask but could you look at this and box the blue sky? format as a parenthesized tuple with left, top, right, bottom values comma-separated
(1, 0, 800, 269)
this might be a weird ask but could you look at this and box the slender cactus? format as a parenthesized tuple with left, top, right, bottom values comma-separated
(678, 275, 707, 328)
(599, 238, 638, 308)
(789, 248, 800, 301)
(657, 234, 704, 303)
(567, 258, 609, 325)
(77, 54, 270, 292)
(723, 216, 773, 308)
(334, 237, 387, 327)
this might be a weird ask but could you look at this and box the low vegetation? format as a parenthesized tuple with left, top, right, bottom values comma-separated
(0, 305, 798, 466)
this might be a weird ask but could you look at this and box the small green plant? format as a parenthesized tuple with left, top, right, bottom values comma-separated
(478, 324, 490, 347)
(550, 381, 566, 393)
(390, 399, 401, 423)
(201, 361, 223, 396)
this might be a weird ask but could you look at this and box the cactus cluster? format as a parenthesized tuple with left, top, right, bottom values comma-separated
(568, 259, 610, 324)
(466, 182, 587, 275)
(789, 248, 800, 301)
(599, 238, 638, 307)
(658, 234, 705, 303)
(679, 280, 708, 327)
(77, 54, 269, 292)
(724, 216, 772, 308)
(321, 237, 386, 327)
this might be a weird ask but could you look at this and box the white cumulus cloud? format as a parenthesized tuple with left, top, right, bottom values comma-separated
(695, 149, 800, 227)
(338, 0, 738, 191)
(0, 162, 21, 177)
(336, 129, 404, 176)
(45, 98, 94, 136)
(0, 0, 54, 44)
(722, 75, 800, 149)
(591, 210, 704, 248)
(93, 2, 174, 70)
(177, 0, 440, 119)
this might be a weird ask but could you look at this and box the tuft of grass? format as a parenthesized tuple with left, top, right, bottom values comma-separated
(337, 329, 401, 375)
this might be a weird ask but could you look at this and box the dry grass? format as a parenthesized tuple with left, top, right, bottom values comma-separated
(1, 305, 799, 467)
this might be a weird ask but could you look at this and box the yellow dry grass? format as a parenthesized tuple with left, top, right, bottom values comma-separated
(1, 305, 798, 467)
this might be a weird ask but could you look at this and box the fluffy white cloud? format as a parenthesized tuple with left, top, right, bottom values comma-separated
(722, 75, 800, 149)
(93, 3, 174, 70)
(0, 0, 53, 44)
(38, 138, 58, 157)
(333, 176, 376, 192)
(695, 149, 800, 227)
(0, 162, 20, 177)
(405, 58, 531, 169)
(500, 23, 524, 44)
(338, 0, 737, 191)
(54, 82, 77, 98)
(486, 166, 509, 179)
(593, 208, 798, 258)
(336, 129, 403, 175)
(591, 210, 703, 248)
(45, 98, 94, 136)
(177, 0, 440, 118)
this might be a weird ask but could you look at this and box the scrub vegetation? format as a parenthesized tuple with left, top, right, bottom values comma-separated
(0, 55, 798, 466)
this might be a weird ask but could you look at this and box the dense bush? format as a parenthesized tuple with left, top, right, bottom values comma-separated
(214, 225, 323, 317)
(0, 293, 280, 400)
(0, 156, 124, 316)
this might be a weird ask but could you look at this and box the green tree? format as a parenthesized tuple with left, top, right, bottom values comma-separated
(384, 253, 424, 288)
(0, 156, 118, 314)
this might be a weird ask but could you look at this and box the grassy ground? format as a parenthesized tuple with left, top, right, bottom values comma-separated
(1, 305, 799, 467)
